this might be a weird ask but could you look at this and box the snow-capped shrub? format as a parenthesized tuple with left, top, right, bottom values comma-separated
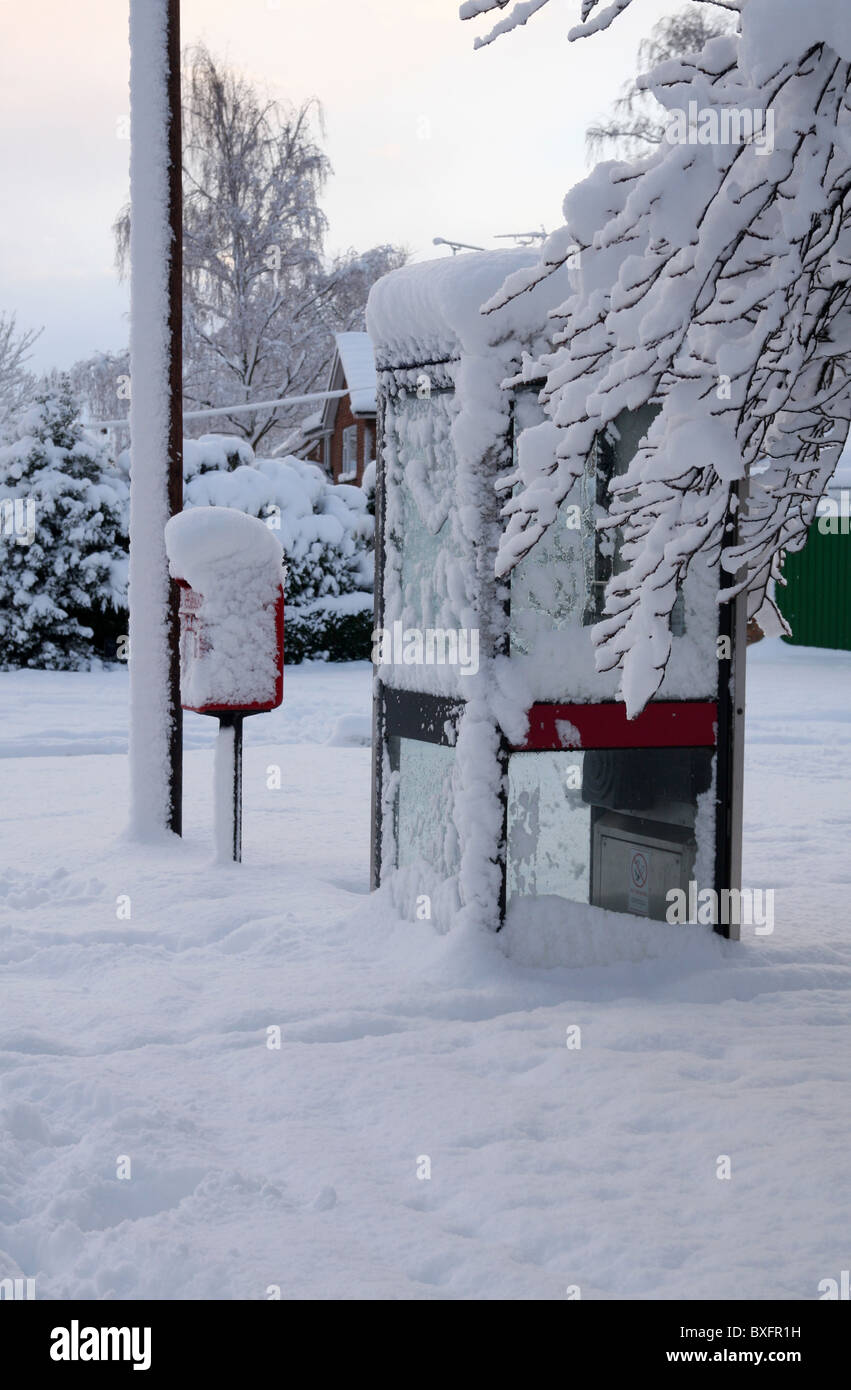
(116, 432, 255, 483)
(183, 434, 256, 480)
(38, 430, 372, 669)
(184, 449, 374, 662)
(0, 379, 129, 669)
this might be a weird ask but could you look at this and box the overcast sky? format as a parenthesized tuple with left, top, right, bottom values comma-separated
(0, 0, 678, 374)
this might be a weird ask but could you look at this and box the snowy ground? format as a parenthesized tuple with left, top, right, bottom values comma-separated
(0, 643, 849, 1300)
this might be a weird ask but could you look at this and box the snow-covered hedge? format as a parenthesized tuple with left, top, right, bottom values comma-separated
(0, 409, 374, 670)
(115, 433, 375, 662)
(183, 434, 255, 479)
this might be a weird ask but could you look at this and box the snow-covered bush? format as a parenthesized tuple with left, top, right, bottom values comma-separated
(184, 446, 374, 662)
(183, 434, 255, 479)
(0, 379, 129, 668)
(115, 433, 375, 662)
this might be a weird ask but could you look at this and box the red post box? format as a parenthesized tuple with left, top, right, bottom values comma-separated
(165, 507, 285, 861)
(176, 577, 284, 715)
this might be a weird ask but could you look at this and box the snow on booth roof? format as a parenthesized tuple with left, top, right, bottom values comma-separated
(366, 248, 570, 370)
(334, 332, 377, 416)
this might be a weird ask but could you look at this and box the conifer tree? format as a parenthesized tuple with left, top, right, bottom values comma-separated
(0, 378, 129, 668)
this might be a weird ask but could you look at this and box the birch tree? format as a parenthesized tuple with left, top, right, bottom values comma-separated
(117, 46, 404, 452)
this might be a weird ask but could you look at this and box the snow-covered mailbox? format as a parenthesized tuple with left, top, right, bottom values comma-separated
(367, 251, 746, 940)
(165, 506, 284, 860)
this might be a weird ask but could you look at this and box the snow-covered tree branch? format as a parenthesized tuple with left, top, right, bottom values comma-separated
(465, 0, 851, 715)
(460, 0, 648, 49)
(586, 7, 736, 160)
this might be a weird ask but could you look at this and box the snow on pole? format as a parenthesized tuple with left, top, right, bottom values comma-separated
(128, 0, 183, 838)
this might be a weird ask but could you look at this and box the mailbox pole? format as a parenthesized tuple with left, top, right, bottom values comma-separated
(215, 713, 244, 864)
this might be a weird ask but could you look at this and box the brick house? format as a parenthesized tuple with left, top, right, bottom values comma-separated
(302, 332, 377, 486)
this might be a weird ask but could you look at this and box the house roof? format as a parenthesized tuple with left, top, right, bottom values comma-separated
(301, 332, 377, 443)
(301, 409, 323, 434)
(334, 332, 377, 417)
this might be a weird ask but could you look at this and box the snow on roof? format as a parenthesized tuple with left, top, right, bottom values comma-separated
(301, 410, 323, 434)
(366, 248, 570, 370)
(334, 332, 377, 416)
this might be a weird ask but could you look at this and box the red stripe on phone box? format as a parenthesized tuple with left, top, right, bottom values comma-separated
(514, 701, 718, 751)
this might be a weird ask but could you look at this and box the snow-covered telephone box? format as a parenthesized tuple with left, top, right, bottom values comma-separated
(367, 251, 746, 939)
(165, 506, 284, 860)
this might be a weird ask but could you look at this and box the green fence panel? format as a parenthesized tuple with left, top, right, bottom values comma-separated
(779, 519, 851, 650)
